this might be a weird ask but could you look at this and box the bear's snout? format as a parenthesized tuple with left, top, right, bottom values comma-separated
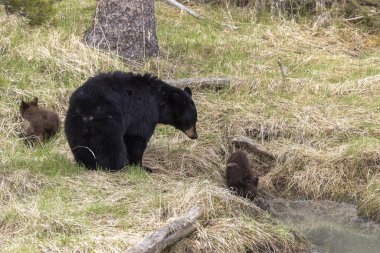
(184, 126, 198, 139)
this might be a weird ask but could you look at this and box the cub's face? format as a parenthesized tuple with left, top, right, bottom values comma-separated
(171, 87, 198, 139)
(20, 97, 38, 119)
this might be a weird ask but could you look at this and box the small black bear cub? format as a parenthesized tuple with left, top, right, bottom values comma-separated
(226, 150, 259, 200)
(20, 97, 60, 144)
(65, 72, 198, 172)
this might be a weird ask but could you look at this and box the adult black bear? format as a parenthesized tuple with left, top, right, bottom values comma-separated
(226, 150, 259, 200)
(64, 72, 198, 171)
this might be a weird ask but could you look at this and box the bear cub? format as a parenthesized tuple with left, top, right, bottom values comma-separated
(64, 72, 198, 172)
(225, 150, 259, 200)
(20, 97, 60, 144)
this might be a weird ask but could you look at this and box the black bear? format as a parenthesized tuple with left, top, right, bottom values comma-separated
(20, 97, 60, 144)
(225, 150, 259, 200)
(64, 72, 198, 171)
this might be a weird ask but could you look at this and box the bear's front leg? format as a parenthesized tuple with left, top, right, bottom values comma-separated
(123, 135, 152, 173)
(24, 125, 44, 145)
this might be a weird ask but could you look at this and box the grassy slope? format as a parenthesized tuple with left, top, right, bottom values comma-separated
(0, 0, 380, 252)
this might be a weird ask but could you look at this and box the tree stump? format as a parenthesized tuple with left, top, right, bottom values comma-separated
(84, 0, 159, 60)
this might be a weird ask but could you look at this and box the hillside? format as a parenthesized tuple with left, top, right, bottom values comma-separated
(0, 0, 380, 252)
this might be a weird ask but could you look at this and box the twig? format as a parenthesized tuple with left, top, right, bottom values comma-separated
(126, 206, 203, 253)
(344, 12, 379, 22)
(232, 136, 276, 161)
(165, 77, 230, 90)
(72, 146, 96, 160)
(165, 0, 204, 19)
(223, 23, 239, 31)
(277, 60, 287, 80)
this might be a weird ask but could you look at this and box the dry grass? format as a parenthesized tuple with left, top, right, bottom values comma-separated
(0, 0, 380, 252)
(358, 173, 380, 221)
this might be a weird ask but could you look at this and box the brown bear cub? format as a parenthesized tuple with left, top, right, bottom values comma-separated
(225, 150, 259, 200)
(20, 97, 60, 144)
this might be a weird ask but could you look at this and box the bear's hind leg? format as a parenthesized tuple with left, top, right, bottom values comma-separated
(93, 135, 128, 171)
(65, 114, 97, 170)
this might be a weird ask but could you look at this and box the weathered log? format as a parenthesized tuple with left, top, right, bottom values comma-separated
(165, 0, 204, 19)
(165, 77, 230, 90)
(232, 136, 276, 161)
(126, 206, 203, 253)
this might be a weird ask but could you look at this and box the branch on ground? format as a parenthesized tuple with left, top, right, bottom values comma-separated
(232, 136, 276, 161)
(165, 77, 230, 90)
(165, 0, 204, 19)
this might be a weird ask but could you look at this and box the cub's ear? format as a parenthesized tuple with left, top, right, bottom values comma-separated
(32, 97, 38, 106)
(184, 87, 192, 97)
(20, 100, 28, 112)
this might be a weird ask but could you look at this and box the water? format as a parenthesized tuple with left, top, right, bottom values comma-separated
(268, 199, 380, 253)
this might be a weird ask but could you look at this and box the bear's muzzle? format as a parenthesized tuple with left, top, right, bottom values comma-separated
(184, 126, 198, 139)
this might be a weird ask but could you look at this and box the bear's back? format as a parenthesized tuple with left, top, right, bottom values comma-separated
(225, 150, 259, 199)
(81, 72, 160, 93)
(67, 72, 166, 133)
(43, 109, 60, 130)
(70, 72, 163, 109)
(226, 151, 252, 175)
(226, 151, 254, 186)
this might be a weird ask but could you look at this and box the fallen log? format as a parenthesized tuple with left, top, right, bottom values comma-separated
(126, 206, 203, 253)
(232, 136, 276, 161)
(165, 77, 230, 90)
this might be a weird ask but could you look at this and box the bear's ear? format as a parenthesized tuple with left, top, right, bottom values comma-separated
(31, 97, 38, 106)
(20, 100, 27, 109)
(184, 87, 192, 97)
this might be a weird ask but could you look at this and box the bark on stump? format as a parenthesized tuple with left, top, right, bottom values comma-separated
(84, 0, 159, 60)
